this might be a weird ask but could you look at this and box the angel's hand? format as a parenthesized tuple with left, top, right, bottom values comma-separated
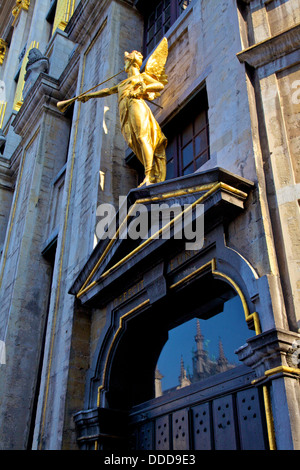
(130, 81, 147, 98)
(78, 95, 90, 103)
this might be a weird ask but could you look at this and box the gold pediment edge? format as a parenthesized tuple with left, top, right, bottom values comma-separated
(76, 182, 248, 299)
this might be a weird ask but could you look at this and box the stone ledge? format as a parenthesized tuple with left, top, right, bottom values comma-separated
(236, 327, 300, 382)
(237, 22, 300, 68)
(70, 168, 254, 305)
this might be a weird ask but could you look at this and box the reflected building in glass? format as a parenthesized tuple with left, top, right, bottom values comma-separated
(158, 319, 236, 394)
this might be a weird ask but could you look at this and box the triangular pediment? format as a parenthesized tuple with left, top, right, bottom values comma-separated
(69, 168, 254, 303)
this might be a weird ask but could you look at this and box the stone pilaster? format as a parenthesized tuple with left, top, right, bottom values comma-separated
(237, 328, 300, 449)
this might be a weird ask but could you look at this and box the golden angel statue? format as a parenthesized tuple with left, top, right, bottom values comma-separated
(78, 38, 168, 186)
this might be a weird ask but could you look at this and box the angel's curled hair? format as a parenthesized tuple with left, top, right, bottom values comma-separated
(124, 50, 143, 69)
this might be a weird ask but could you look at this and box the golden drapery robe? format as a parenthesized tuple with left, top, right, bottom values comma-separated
(118, 73, 167, 183)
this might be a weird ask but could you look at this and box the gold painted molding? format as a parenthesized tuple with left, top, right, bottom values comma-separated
(12, 0, 30, 26)
(97, 299, 150, 407)
(95, 258, 262, 402)
(263, 385, 276, 450)
(0, 39, 7, 65)
(52, 0, 76, 34)
(170, 258, 261, 335)
(77, 182, 249, 299)
(265, 365, 300, 378)
(0, 101, 7, 128)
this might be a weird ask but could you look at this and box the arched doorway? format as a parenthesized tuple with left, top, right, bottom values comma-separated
(98, 274, 269, 450)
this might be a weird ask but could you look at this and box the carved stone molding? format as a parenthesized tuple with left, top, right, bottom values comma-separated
(236, 327, 300, 383)
(23, 48, 49, 98)
(237, 23, 300, 69)
(74, 407, 128, 450)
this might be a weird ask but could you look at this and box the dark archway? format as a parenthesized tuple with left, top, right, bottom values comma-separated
(105, 272, 253, 411)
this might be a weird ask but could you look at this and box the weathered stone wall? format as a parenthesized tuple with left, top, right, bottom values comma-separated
(236, 0, 300, 332)
(0, 0, 299, 451)
(143, 0, 276, 314)
(30, 0, 143, 450)
(0, 102, 72, 448)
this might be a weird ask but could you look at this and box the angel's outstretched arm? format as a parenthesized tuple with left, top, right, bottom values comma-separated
(78, 84, 118, 102)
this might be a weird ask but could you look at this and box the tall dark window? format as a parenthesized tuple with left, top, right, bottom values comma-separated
(165, 88, 209, 180)
(143, 0, 192, 56)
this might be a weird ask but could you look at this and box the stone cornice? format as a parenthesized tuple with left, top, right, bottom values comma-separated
(0, 156, 14, 191)
(237, 23, 300, 68)
(65, 0, 135, 45)
(65, 0, 109, 44)
(236, 327, 300, 383)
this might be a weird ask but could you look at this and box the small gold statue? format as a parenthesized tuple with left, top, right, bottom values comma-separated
(78, 39, 168, 186)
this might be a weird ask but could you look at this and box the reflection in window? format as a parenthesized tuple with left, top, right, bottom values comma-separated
(156, 296, 255, 396)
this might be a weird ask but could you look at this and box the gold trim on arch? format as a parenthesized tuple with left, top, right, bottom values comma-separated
(170, 258, 261, 335)
(77, 182, 249, 299)
(94, 260, 278, 450)
(97, 299, 150, 407)
(170, 257, 276, 449)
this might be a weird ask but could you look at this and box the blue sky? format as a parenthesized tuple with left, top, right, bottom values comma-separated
(157, 295, 255, 390)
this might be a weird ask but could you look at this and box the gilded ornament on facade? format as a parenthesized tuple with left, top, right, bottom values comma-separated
(0, 39, 7, 65)
(12, 0, 30, 25)
(58, 38, 169, 186)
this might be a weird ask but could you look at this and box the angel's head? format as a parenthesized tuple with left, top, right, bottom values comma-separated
(124, 50, 143, 72)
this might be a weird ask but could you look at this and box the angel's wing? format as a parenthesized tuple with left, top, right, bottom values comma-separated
(145, 37, 168, 87)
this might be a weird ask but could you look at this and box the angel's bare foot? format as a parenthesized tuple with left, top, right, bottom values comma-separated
(138, 176, 151, 187)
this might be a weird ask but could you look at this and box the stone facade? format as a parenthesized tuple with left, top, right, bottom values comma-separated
(0, 0, 299, 451)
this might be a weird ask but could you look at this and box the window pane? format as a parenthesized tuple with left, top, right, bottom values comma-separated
(155, 29, 163, 44)
(181, 122, 193, 147)
(147, 25, 155, 42)
(183, 162, 193, 175)
(166, 158, 174, 179)
(195, 129, 208, 156)
(166, 136, 176, 161)
(182, 141, 193, 168)
(157, 2, 163, 16)
(165, 5, 171, 19)
(147, 39, 154, 53)
(194, 111, 207, 133)
(195, 152, 209, 169)
(148, 12, 155, 26)
(164, 19, 171, 33)
(156, 14, 163, 30)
